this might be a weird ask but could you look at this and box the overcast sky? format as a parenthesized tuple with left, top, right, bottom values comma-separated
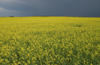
(0, 0, 100, 17)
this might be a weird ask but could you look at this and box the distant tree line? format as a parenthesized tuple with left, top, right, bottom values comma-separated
(9, 16, 14, 17)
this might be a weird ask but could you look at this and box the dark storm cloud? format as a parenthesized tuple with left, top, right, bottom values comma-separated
(0, 0, 100, 17)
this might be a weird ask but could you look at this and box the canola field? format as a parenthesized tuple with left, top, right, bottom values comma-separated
(0, 17, 100, 65)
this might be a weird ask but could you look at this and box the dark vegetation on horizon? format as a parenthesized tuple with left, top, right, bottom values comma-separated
(1, 15, 71, 17)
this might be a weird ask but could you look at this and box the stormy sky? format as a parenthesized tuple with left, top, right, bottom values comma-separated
(0, 0, 100, 17)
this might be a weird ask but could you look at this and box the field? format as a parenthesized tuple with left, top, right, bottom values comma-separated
(0, 17, 100, 65)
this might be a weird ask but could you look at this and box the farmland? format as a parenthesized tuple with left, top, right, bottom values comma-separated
(0, 17, 100, 65)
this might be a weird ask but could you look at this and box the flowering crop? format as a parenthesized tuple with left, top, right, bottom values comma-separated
(0, 17, 100, 65)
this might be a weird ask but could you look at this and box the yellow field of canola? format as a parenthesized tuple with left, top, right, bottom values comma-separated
(0, 17, 100, 65)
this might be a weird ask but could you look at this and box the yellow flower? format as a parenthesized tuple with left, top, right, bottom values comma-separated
(25, 62, 27, 65)
(13, 63, 18, 65)
(0, 42, 2, 44)
(90, 63, 93, 65)
(0, 59, 4, 63)
(13, 60, 15, 63)
(28, 53, 30, 57)
(18, 61, 21, 64)
(27, 60, 30, 64)
(32, 61, 35, 63)
(54, 58, 56, 61)
(5, 59, 9, 63)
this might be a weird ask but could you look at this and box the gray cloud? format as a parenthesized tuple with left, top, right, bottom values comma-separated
(0, 0, 100, 17)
